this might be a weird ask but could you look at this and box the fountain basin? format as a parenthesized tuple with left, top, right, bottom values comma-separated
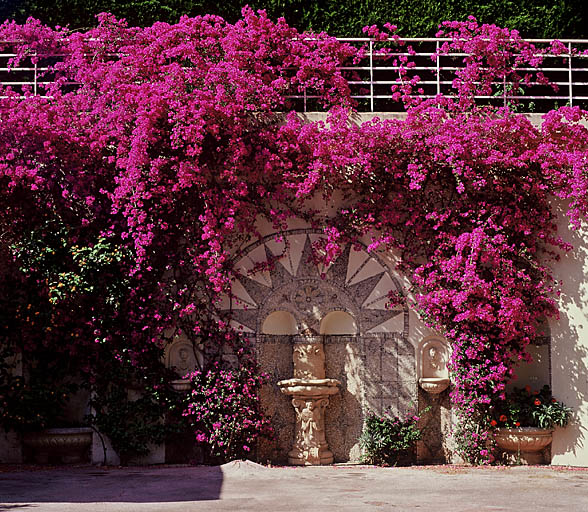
(418, 377, 450, 394)
(278, 378, 340, 397)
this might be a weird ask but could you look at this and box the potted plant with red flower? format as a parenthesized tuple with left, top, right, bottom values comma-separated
(490, 385, 571, 464)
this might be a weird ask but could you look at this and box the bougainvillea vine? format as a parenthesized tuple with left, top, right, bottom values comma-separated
(1, 9, 587, 463)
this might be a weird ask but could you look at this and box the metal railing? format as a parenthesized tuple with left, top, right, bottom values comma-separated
(292, 38, 588, 112)
(0, 51, 48, 98)
(2, 38, 588, 112)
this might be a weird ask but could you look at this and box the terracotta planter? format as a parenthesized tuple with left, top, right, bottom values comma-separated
(495, 427, 553, 465)
(22, 427, 93, 464)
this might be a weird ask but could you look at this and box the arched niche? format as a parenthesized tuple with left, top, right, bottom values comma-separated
(164, 337, 203, 379)
(262, 310, 298, 335)
(319, 310, 358, 335)
(417, 336, 451, 394)
(418, 337, 450, 380)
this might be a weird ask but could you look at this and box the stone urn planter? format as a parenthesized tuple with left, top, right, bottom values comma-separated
(495, 427, 553, 465)
(22, 427, 93, 464)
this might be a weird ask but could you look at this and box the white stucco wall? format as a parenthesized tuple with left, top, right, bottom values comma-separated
(550, 202, 588, 467)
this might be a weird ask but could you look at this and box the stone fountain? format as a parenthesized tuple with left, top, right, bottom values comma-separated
(278, 340, 340, 465)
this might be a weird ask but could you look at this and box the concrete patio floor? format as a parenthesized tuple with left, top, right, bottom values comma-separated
(1, 461, 587, 511)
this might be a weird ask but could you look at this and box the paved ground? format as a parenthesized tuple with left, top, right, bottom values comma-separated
(1, 461, 587, 511)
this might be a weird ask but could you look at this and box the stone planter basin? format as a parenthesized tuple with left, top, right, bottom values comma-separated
(22, 427, 93, 464)
(418, 377, 450, 394)
(495, 427, 553, 465)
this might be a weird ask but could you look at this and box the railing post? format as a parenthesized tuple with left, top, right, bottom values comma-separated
(369, 39, 374, 112)
(304, 87, 307, 113)
(34, 58, 37, 96)
(436, 40, 440, 96)
(568, 42, 573, 106)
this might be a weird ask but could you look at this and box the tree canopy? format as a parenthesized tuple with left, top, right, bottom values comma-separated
(1, 0, 586, 38)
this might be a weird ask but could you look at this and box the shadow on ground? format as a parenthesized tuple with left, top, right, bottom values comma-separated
(0, 464, 223, 507)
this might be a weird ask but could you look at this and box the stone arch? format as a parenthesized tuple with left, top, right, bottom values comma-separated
(261, 310, 298, 335)
(221, 229, 415, 464)
(319, 311, 357, 335)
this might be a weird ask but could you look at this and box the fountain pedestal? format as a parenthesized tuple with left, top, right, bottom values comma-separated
(278, 379, 340, 465)
(278, 341, 340, 465)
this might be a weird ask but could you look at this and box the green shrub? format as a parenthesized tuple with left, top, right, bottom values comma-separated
(360, 408, 426, 466)
(2, 1, 586, 39)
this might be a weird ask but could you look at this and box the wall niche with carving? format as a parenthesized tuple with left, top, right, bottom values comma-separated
(164, 337, 203, 392)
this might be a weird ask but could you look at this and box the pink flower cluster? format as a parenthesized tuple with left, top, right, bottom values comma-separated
(182, 356, 273, 461)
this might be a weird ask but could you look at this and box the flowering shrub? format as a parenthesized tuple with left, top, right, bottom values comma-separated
(0, 10, 587, 464)
(451, 415, 494, 465)
(491, 385, 572, 430)
(182, 349, 273, 462)
(360, 408, 426, 466)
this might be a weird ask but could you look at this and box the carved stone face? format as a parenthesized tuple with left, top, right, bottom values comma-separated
(167, 341, 198, 377)
(428, 347, 440, 368)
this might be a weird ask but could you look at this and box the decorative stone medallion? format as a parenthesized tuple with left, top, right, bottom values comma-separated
(223, 229, 409, 337)
(292, 284, 325, 315)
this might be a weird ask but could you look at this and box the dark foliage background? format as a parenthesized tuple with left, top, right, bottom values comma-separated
(0, 0, 585, 38)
